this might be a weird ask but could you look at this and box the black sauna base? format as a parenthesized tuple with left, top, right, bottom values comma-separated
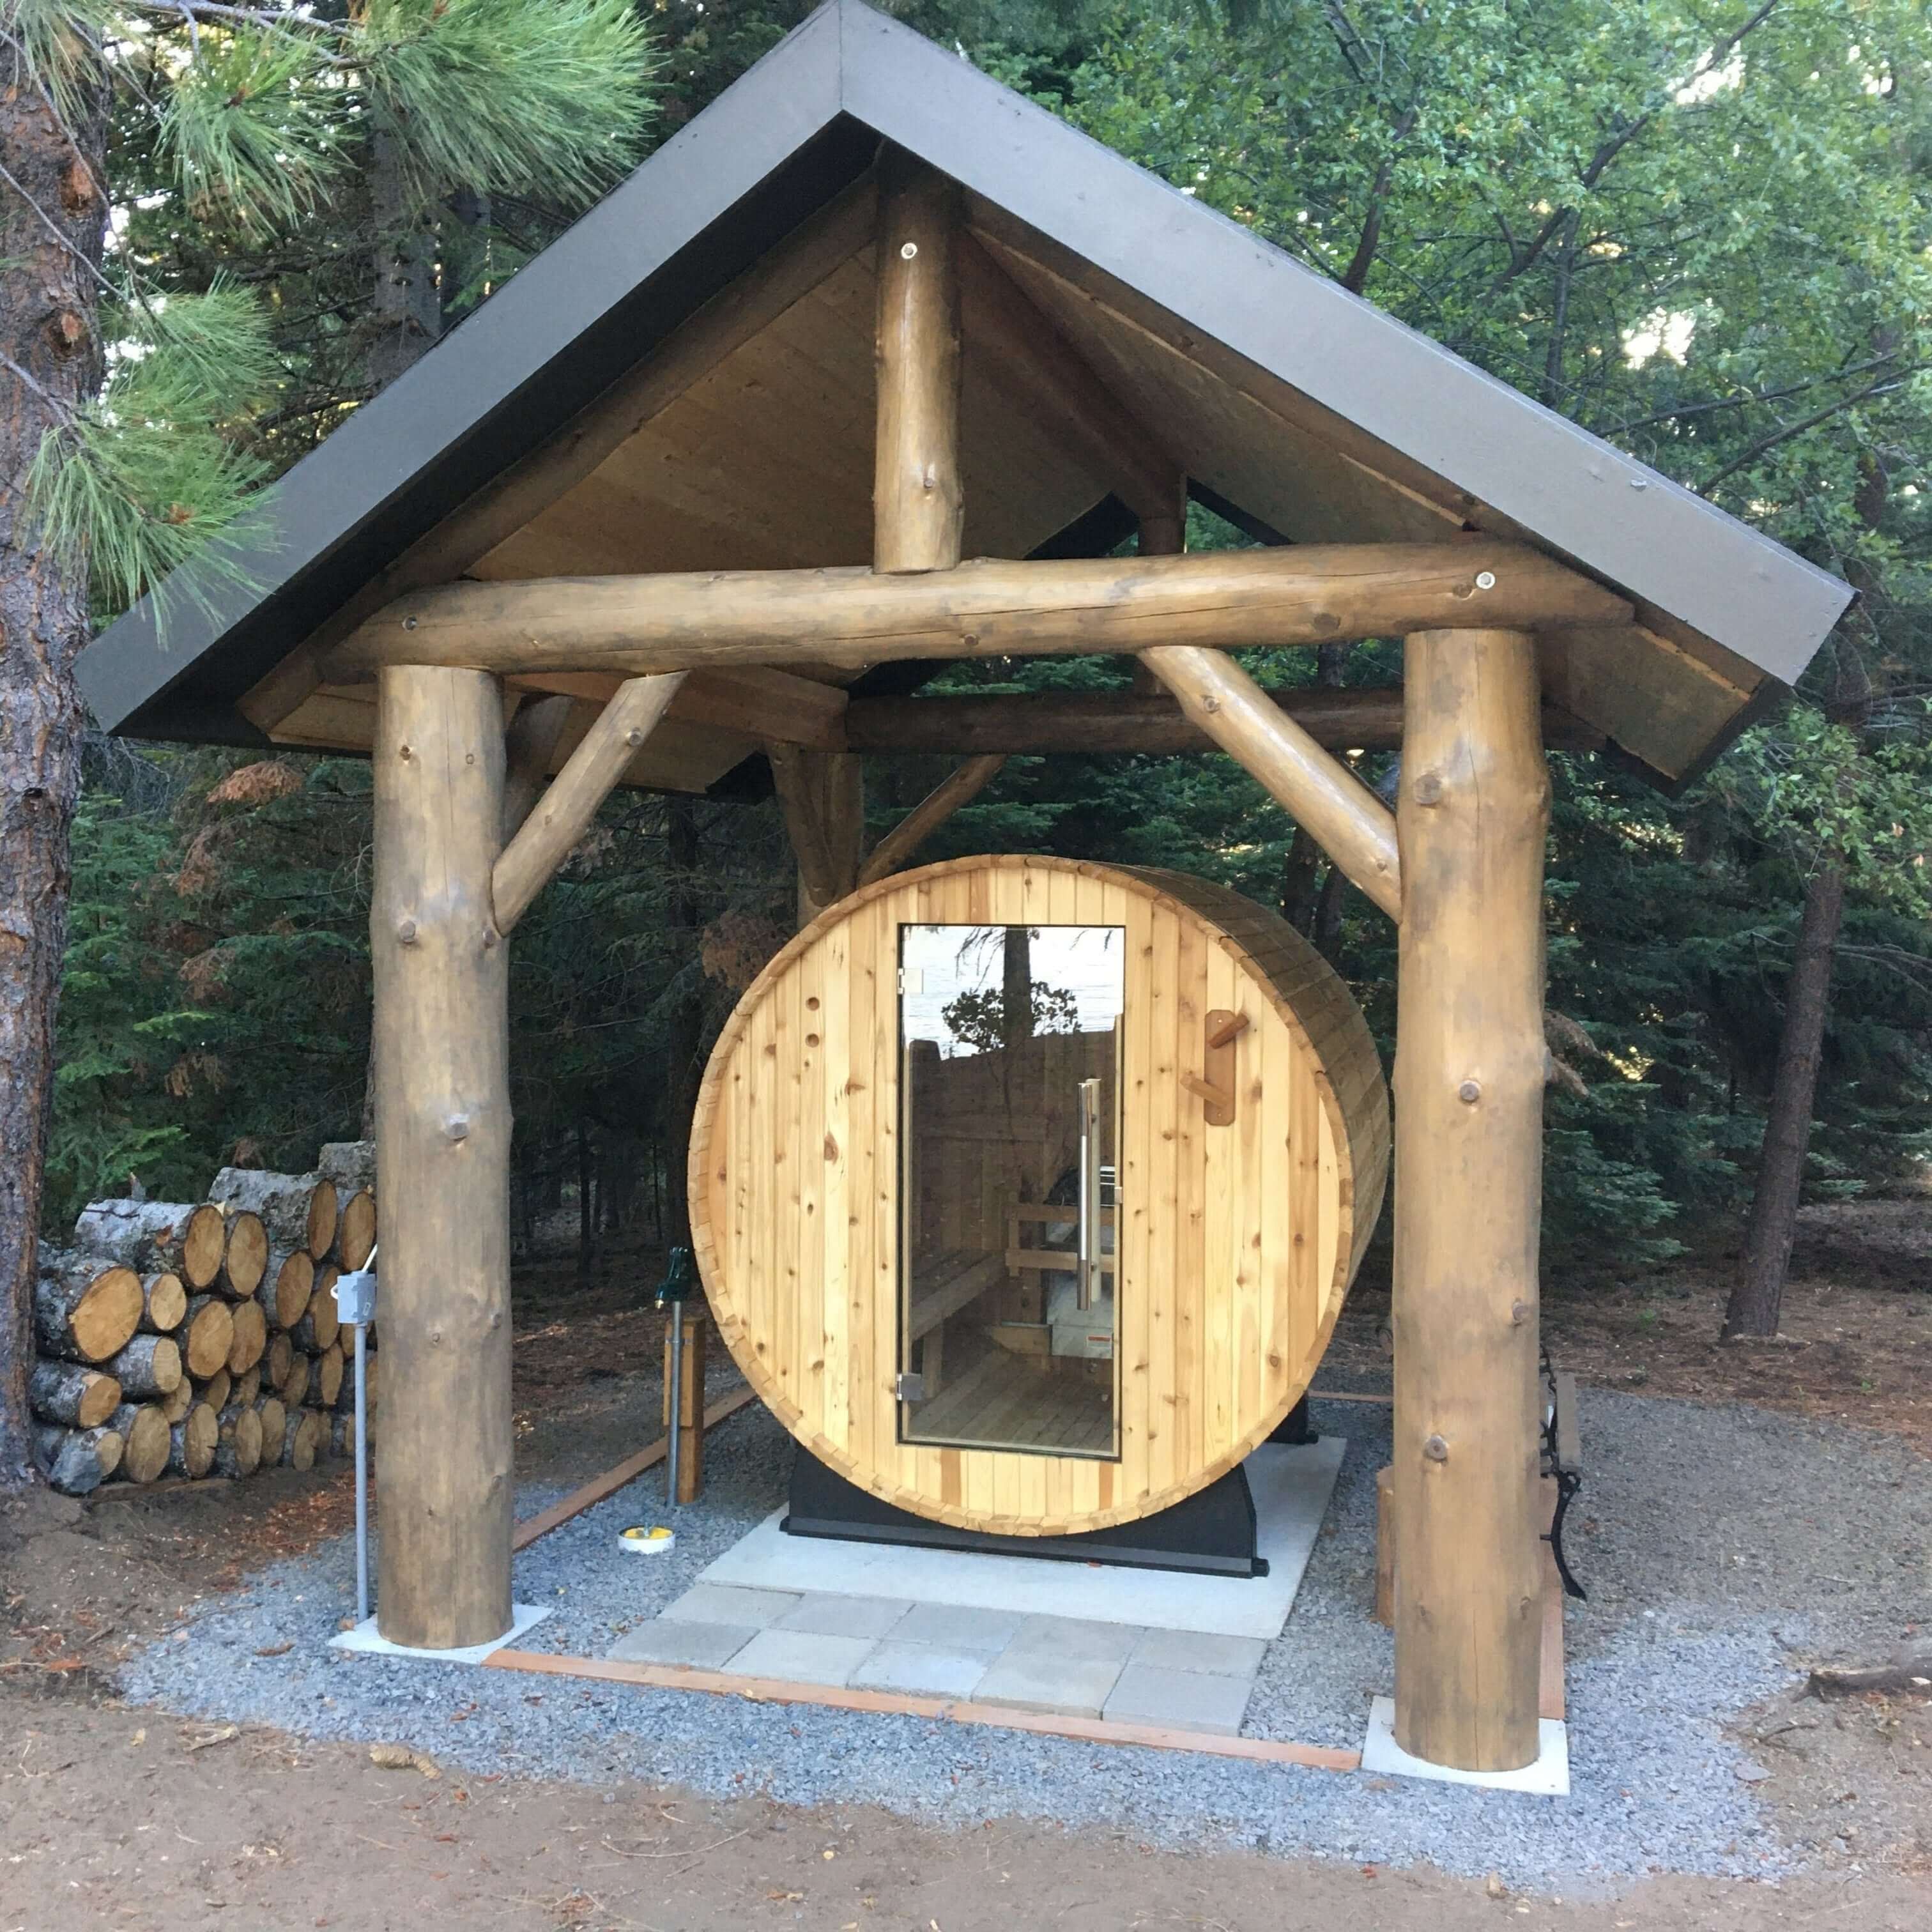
(784, 1448, 1269, 1579)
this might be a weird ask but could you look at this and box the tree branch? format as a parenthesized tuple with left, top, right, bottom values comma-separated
(1696, 376, 1913, 496)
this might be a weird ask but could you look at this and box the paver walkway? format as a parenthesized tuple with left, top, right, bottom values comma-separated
(608, 1582, 1265, 1733)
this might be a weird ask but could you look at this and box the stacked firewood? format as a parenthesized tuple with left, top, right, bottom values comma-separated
(32, 1146, 379, 1495)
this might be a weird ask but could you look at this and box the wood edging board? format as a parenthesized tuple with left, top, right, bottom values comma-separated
(509, 1386, 758, 1551)
(480, 1646, 1361, 1772)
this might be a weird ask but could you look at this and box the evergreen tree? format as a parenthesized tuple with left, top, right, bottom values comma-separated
(0, 0, 658, 1489)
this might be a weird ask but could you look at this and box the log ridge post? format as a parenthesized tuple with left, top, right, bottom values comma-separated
(1392, 627, 1548, 1770)
(371, 665, 514, 1650)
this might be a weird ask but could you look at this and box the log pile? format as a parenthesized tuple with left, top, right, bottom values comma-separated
(32, 1159, 379, 1494)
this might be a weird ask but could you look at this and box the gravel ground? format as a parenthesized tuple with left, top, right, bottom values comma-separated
(116, 1388, 1931, 1889)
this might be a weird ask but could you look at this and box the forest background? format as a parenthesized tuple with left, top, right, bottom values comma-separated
(40, 0, 1932, 1329)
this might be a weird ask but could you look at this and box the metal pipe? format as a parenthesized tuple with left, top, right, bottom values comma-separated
(354, 1319, 369, 1623)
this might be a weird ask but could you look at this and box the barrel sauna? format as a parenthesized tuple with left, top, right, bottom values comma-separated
(690, 854, 1388, 1537)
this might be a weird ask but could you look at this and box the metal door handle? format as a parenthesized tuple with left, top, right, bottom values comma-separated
(1077, 1077, 1102, 1310)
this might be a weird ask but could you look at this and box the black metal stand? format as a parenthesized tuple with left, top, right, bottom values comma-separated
(783, 1449, 1269, 1579)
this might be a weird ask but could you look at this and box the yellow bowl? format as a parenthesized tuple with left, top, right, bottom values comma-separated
(618, 1524, 676, 1555)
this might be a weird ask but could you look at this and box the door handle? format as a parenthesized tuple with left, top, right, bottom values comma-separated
(1077, 1077, 1102, 1311)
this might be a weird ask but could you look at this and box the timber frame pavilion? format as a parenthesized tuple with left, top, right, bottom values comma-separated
(82, 0, 1850, 1775)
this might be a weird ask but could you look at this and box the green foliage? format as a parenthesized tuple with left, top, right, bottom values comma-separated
(360, 0, 659, 208)
(943, 980, 1082, 1052)
(24, 0, 661, 622)
(27, 288, 278, 616)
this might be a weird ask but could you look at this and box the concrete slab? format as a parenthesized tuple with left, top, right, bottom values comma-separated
(851, 1641, 990, 1699)
(1103, 1662, 1253, 1736)
(700, 1437, 1347, 1640)
(971, 1648, 1124, 1718)
(328, 1602, 551, 1666)
(728, 1628, 878, 1689)
(1004, 1614, 1141, 1664)
(1128, 1628, 1267, 1676)
(891, 1602, 1023, 1653)
(1360, 1697, 1571, 1797)
(608, 1619, 756, 1669)
(776, 1593, 912, 1639)
(663, 1583, 801, 1629)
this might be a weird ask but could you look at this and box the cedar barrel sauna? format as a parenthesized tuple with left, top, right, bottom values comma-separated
(690, 854, 1389, 1560)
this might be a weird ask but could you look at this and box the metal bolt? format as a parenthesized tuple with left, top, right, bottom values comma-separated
(403, 616, 418, 631)
(900, 240, 918, 260)
(1202, 695, 1222, 715)
(1475, 570, 1497, 591)
(429, 1327, 443, 1347)
(624, 728, 645, 747)
(466, 751, 475, 765)
(446, 1114, 470, 1142)
(1413, 772, 1445, 806)
(1458, 1079, 1482, 1104)
(1510, 1299, 1531, 1326)
(1423, 1434, 1449, 1462)
(396, 918, 418, 946)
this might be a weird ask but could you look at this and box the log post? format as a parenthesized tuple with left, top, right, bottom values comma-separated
(1392, 627, 1548, 1772)
(371, 665, 514, 1650)
(873, 151, 962, 574)
(662, 1308, 708, 1505)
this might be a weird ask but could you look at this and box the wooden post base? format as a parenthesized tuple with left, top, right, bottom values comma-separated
(662, 1308, 709, 1505)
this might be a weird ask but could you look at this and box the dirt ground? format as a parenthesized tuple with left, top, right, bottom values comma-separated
(3, 1195, 1928, 1930)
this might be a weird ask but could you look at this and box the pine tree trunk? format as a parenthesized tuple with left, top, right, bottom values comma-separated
(1724, 857, 1847, 1340)
(0, 56, 111, 1490)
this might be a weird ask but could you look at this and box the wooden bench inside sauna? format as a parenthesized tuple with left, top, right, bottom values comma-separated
(690, 853, 1388, 1575)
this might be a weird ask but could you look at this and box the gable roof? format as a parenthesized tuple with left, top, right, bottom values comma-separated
(79, 0, 1851, 792)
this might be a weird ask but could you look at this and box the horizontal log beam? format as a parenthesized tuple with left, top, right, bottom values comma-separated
(843, 686, 1602, 757)
(325, 542, 1631, 682)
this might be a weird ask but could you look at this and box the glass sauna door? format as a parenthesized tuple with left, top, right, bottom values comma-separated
(896, 921, 1123, 1458)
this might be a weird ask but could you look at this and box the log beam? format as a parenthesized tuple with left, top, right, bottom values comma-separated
(857, 753, 1007, 886)
(371, 665, 512, 1651)
(325, 543, 1631, 681)
(770, 746, 864, 924)
(500, 693, 575, 843)
(493, 673, 686, 935)
(1391, 627, 1549, 1772)
(1142, 643, 1402, 921)
(874, 153, 963, 573)
(841, 686, 1604, 756)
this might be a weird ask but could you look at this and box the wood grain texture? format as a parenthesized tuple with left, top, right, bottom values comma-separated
(371, 666, 513, 1650)
(873, 153, 964, 572)
(325, 543, 1632, 682)
(1391, 627, 1547, 1774)
(1142, 644, 1402, 919)
(492, 673, 686, 933)
(689, 855, 1387, 1537)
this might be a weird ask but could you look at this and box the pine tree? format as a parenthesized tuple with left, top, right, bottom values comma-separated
(0, 0, 658, 1489)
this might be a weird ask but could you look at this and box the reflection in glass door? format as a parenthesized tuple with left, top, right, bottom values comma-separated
(896, 922, 1123, 1458)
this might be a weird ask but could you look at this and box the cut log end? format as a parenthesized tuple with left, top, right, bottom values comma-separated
(34, 1262, 142, 1364)
(169, 1404, 219, 1478)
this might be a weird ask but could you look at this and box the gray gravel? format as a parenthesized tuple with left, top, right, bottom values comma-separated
(116, 1388, 1931, 1888)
